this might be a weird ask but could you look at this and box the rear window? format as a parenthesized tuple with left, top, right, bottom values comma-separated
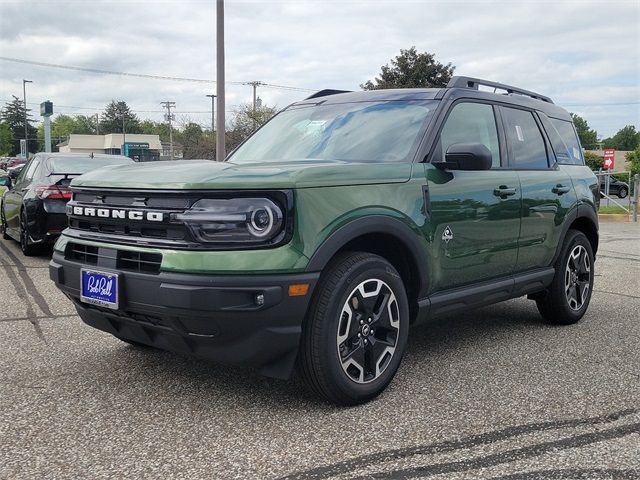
(45, 156, 133, 174)
(540, 115, 584, 165)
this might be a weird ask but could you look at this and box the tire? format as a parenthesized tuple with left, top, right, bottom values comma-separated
(1, 206, 10, 241)
(618, 187, 628, 199)
(536, 230, 594, 325)
(299, 252, 410, 405)
(19, 212, 38, 256)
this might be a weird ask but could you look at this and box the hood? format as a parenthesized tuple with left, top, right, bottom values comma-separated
(70, 159, 412, 190)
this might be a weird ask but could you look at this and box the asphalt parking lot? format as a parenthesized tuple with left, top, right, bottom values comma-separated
(0, 222, 638, 480)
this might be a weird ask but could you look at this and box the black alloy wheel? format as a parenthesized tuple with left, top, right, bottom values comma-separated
(536, 230, 594, 325)
(20, 212, 37, 256)
(1, 205, 10, 240)
(299, 252, 409, 405)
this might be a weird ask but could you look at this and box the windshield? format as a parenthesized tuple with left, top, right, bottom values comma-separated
(45, 155, 133, 174)
(229, 100, 437, 164)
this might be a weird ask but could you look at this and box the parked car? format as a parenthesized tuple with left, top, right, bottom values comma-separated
(7, 164, 25, 179)
(599, 177, 629, 198)
(2, 153, 133, 255)
(4, 157, 27, 171)
(49, 77, 599, 405)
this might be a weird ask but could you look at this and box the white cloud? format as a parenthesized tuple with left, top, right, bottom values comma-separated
(0, 0, 638, 137)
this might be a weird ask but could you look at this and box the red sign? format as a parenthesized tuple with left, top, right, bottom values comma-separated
(603, 149, 615, 170)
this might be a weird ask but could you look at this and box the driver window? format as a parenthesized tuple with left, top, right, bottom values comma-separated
(434, 103, 501, 167)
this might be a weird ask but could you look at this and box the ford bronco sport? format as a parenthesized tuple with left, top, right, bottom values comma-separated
(49, 77, 599, 405)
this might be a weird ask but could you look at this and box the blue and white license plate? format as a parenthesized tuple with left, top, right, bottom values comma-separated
(80, 269, 119, 309)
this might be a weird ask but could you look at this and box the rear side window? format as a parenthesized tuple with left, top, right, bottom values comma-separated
(549, 118, 584, 165)
(434, 102, 501, 167)
(501, 107, 549, 169)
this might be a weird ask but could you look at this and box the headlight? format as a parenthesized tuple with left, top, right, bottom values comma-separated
(172, 197, 286, 245)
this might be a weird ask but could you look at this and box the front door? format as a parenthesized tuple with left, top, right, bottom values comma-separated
(425, 101, 521, 292)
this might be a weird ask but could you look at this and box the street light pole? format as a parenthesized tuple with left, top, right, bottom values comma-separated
(22, 79, 32, 156)
(215, 0, 225, 162)
(206, 94, 216, 133)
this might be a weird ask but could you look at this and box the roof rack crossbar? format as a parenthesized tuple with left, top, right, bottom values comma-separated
(446, 76, 554, 104)
(305, 89, 352, 100)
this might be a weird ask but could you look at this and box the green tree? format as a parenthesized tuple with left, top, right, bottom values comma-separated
(0, 122, 13, 155)
(570, 113, 598, 150)
(227, 103, 276, 151)
(177, 122, 214, 159)
(583, 151, 603, 171)
(625, 148, 640, 177)
(140, 120, 170, 141)
(604, 125, 640, 151)
(99, 100, 141, 135)
(361, 47, 454, 90)
(0, 95, 38, 155)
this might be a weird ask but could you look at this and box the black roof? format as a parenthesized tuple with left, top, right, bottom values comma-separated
(299, 76, 571, 121)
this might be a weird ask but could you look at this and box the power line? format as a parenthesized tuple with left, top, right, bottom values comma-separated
(0, 56, 316, 92)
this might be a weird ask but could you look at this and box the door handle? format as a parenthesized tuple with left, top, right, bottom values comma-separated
(493, 186, 517, 198)
(552, 184, 571, 195)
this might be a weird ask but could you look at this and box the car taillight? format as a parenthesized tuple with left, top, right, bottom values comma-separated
(35, 185, 72, 200)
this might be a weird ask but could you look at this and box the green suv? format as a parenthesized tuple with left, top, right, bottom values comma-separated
(50, 77, 599, 405)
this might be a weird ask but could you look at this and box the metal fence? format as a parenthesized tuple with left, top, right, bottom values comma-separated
(595, 170, 640, 222)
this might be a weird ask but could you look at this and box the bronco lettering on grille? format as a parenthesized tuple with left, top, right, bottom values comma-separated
(70, 206, 165, 222)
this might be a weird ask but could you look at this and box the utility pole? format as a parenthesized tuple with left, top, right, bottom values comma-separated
(216, 0, 225, 162)
(22, 79, 32, 157)
(244, 81, 263, 131)
(94, 113, 100, 135)
(206, 94, 216, 133)
(161, 101, 176, 161)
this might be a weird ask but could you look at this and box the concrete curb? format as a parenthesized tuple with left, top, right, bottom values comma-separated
(598, 214, 630, 222)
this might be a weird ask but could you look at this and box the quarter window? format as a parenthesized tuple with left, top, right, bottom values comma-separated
(502, 108, 549, 169)
(434, 102, 501, 167)
(550, 118, 584, 165)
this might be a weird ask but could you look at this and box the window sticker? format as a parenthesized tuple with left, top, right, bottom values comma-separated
(515, 125, 524, 142)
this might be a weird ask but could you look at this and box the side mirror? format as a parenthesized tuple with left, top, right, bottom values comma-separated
(435, 143, 493, 171)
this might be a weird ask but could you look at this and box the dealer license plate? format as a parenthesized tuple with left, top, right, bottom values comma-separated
(80, 269, 119, 309)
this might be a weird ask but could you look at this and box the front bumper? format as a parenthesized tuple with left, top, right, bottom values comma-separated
(50, 252, 319, 378)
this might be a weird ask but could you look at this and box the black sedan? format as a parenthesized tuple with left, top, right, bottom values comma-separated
(600, 178, 630, 199)
(1, 153, 132, 255)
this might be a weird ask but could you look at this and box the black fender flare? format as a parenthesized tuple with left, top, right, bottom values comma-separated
(551, 205, 599, 266)
(305, 215, 430, 298)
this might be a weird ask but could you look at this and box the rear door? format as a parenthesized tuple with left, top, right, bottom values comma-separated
(499, 106, 576, 271)
(425, 101, 521, 291)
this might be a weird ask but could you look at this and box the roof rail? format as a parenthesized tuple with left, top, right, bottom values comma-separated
(305, 89, 352, 100)
(446, 76, 553, 104)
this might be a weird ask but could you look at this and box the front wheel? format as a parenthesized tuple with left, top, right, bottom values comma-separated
(536, 230, 594, 325)
(1, 205, 10, 240)
(299, 252, 409, 405)
(618, 187, 628, 199)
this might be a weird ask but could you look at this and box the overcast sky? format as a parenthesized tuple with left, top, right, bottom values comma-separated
(0, 0, 638, 138)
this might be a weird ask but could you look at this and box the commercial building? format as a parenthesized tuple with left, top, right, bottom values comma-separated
(57, 134, 165, 161)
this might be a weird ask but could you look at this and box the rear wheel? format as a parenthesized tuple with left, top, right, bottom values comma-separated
(299, 252, 409, 405)
(19, 212, 38, 256)
(536, 230, 594, 325)
(618, 187, 628, 199)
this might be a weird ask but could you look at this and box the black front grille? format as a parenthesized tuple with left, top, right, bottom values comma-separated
(67, 189, 194, 246)
(65, 242, 162, 274)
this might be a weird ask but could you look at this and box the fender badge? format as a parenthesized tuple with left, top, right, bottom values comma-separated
(442, 225, 454, 244)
